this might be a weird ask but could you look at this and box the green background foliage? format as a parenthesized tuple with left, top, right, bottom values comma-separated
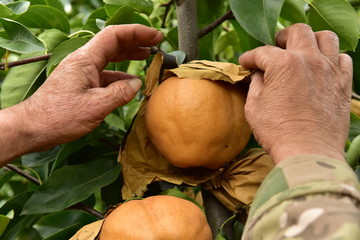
(0, 0, 360, 239)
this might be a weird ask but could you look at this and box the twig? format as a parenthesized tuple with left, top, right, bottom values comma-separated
(68, 202, 105, 219)
(199, 10, 234, 38)
(5, 163, 105, 219)
(5, 164, 40, 185)
(150, 46, 178, 69)
(353, 92, 360, 100)
(160, 0, 174, 28)
(0, 54, 52, 70)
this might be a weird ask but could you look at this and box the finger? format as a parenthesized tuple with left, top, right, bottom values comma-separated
(112, 47, 152, 62)
(99, 71, 140, 87)
(276, 23, 318, 51)
(338, 53, 353, 98)
(239, 46, 284, 71)
(247, 71, 264, 103)
(245, 71, 264, 119)
(97, 79, 142, 114)
(338, 53, 353, 76)
(315, 30, 339, 60)
(81, 24, 163, 70)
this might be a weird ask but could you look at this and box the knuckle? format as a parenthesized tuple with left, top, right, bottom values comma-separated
(318, 30, 339, 41)
(66, 49, 91, 66)
(102, 25, 117, 33)
(292, 23, 312, 32)
(280, 51, 302, 64)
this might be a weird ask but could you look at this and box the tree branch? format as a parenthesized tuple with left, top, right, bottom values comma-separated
(0, 54, 52, 70)
(201, 189, 234, 240)
(5, 164, 105, 219)
(199, 10, 234, 38)
(175, 0, 199, 61)
(5, 164, 40, 185)
(160, 0, 174, 28)
(353, 92, 360, 100)
(68, 202, 105, 219)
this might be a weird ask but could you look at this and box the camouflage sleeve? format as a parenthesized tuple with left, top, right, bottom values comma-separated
(242, 155, 360, 240)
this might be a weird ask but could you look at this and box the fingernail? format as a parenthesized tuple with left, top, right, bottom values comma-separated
(128, 79, 142, 93)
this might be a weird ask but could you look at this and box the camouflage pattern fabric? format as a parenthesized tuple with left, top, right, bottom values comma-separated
(242, 155, 360, 240)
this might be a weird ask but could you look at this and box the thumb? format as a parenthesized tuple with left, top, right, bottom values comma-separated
(102, 78, 142, 110)
(245, 71, 264, 118)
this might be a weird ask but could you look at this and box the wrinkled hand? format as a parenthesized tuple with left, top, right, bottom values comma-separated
(239, 24, 352, 164)
(17, 24, 163, 151)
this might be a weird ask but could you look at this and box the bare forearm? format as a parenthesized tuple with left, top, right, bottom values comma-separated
(0, 104, 37, 167)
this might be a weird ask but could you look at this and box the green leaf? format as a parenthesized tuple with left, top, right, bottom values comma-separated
(0, 170, 15, 189)
(22, 158, 121, 215)
(82, 7, 108, 33)
(214, 30, 240, 56)
(29, 0, 65, 14)
(50, 137, 89, 173)
(105, 4, 151, 26)
(169, 50, 186, 66)
(0, 18, 46, 53)
(197, 0, 227, 60)
(229, 0, 285, 45)
(0, 214, 11, 237)
(347, 39, 360, 95)
(0, 29, 68, 109)
(0, 5, 15, 20)
(350, 112, 360, 141)
(346, 135, 360, 168)
(0, 1, 29, 19)
(1, 215, 41, 240)
(22, 146, 61, 167)
(0, 192, 32, 217)
(5, 1, 30, 15)
(230, 20, 264, 52)
(160, 188, 204, 211)
(33, 210, 97, 238)
(307, 0, 360, 51)
(106, 5, 134, 25)
(104, 0, 153, 15)
(16, 5, 70, 33)
(105, 112, 126, 131)
(43, 223, 84, 240)
(215, 230, 228, 240)
(46, 37, 89, 76)
(280, 0, 306, 23)
(348, 0, 360, 5)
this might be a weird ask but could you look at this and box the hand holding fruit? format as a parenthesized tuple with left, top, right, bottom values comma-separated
(239, 23, 353, 164)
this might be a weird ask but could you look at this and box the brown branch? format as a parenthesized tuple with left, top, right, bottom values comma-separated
(5, 164, 41, 185)
(0, 53, 52, 70)
(150, 46, 178, 69)
(201, 189, 234, 240)
(160, 0, 174, 28)
(68, 203, 105, 219)
(5, 163, 105, 219)
(353, 92, 360, 100)
(199, 10, 234, 39)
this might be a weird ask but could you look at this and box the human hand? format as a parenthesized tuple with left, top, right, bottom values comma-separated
(15, 24, 163, 152)
(239, 24, 352, 164)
